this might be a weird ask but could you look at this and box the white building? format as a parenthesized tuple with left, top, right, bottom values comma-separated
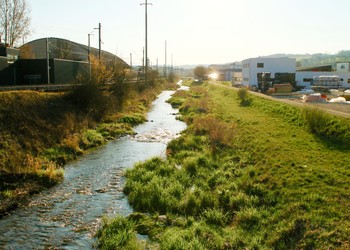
(296, 71, 350, 88)
(242, 57, 296, 87)
(209, 63, 242, 81)
(336, 62, 350, 73)
(242, 57, 350, 89)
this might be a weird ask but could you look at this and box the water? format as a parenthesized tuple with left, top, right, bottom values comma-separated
(0, 89, 187, 249)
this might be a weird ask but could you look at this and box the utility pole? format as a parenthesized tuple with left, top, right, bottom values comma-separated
(130, 53, 133, 68)
(171, 54, 173, 73)
(164, 40, 167, 77)
(95, 23, 102, 60)
(46, 38, 50, 84)
(140, 0, 152, 83)
(88, 33, 92, 82)
(142, 47, 145, 70)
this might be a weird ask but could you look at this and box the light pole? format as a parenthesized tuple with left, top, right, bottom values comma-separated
(88, 33, 94, 82)
(46, 38, 50, 84)
(94, 23, 102, 60)
(140, 0, 152, 83)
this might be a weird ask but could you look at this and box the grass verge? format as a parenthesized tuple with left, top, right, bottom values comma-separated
(98, 82, 350, 249)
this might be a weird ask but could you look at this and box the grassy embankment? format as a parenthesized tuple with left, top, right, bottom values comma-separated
(0, 79, 177, 217)
(97, 83, 350, 249)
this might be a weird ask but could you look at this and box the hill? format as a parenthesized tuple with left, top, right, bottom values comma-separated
(267, 51, 350, 67)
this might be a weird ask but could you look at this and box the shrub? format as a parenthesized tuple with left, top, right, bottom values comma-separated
(192, 115, 236, 149)
(66, 84, 113, 121)
(302, 108, 328, 135)
(302, 108, 350, 146)
(237, 88, 250, 106)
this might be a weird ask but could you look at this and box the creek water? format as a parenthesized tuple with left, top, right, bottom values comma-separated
(0, 88, 187, 249)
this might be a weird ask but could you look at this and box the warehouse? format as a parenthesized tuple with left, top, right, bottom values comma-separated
(0, 37, 128, 85)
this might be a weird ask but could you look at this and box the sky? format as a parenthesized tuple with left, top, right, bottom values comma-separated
(27, 0, 350, 66)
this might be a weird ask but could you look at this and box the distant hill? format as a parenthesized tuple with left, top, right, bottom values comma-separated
(179, 51, 350, 69)
(267, 51, 350, 67)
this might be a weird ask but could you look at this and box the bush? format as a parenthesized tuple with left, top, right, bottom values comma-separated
(66, 84, 113, 121)
(237, 88, 250, 106)
(302, 108, 350, 146)
(192, 115, 236, 150)
(302, 108, 328, 135)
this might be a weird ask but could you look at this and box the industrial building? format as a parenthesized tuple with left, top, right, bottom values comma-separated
(209, 63, 242, 81)
(0, 38, 128, 86)
(240, 56, 350, 90)
(296, 63, 350, 88)
(242, 57, 296, 91)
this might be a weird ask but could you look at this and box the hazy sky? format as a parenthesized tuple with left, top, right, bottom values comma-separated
(28, 0, 350, 65)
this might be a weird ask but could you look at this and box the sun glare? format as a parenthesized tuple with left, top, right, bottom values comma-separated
(209, 73, 218, 80)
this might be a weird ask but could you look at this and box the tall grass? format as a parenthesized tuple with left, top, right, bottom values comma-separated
(192, 115, 236, 151)
(0, 69, 174, 215)
(99, 83, 350, 249)
(302, 108, 350, 146)
(96, 216, 141, 250)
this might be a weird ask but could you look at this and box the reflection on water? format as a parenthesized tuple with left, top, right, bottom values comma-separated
(0, 89, 186, 249)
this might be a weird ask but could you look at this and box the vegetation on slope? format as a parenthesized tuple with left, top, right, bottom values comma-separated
(0, 68, 178, 217)
(98, 83, 350, 249)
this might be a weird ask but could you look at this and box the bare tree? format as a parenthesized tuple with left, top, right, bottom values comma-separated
(0, 0, 31, 47)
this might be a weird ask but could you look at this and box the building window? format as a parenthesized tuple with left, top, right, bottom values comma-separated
(257, 63, 264, 68)
(303, 78, 313, 82)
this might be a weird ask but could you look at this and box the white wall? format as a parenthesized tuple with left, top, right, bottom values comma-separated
(336, 62, 350, 73)
(242, 57, 296, 86)
(241, 57, 350, 89)
(296, 71, 350, 88)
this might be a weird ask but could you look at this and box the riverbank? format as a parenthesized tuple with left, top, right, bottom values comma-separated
(98, 82, 350, 249)
(0, 80, 178, 218)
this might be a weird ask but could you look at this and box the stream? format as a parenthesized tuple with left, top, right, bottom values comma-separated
(0, 87, 187, 249)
